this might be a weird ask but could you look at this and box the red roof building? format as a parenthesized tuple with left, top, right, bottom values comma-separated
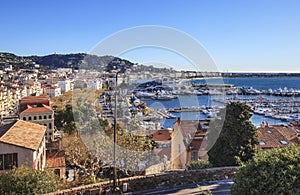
(171, 119, 209, 169)
(19, 96, 54, 141)
(46, 150, 66, 178)
(257, 124, 299, 149)
(19, 96, 50, 113)
(0, 120, 47, 171)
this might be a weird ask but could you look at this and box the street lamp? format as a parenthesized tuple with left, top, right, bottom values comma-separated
(112, 66, 127, 193)
(113, 71, 118, 190)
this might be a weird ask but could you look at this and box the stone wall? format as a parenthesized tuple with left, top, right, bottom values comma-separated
(45, 167, 238, 195)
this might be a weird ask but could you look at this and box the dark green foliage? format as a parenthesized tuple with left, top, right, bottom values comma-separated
(207, 102, 258, 167)
(187, 160, 212, 170)
(0, 166, 60, 194)
(231, 145, 300, 194)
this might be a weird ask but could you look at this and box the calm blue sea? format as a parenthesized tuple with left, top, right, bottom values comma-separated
(144, 77, 300, 128)
(193, 77, 300, 90)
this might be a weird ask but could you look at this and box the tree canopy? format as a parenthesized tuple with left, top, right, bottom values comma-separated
(207, 102, 258, 167)
(231, 145, 300, 194)
(0, 166, 60, 194)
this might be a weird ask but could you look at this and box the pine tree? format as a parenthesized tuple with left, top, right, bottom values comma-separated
(207, 102, 258, 166)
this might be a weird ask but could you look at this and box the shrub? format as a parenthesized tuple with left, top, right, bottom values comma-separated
(231, 145, 300, 194)
(0, 166, 60, 194)
(187, 160, 212, 170)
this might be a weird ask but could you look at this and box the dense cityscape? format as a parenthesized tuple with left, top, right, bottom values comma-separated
(0, 52, 299, 194)
(1, 1, 300, 194)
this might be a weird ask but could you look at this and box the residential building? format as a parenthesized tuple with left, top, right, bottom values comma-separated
(45, 150, 66, 178)
(19, 96, 50, 112)
(58, 79, 72, 92)
(74, 79, 87, 89)
(134, 129, 172, 161)
(257, 122, 299, 149)
(46, 85, 61, 97)
(0, 120, 46, 171)
(0, 87, 9, 116)
(171, 119, 209, 169)
(19, 96, 55, 140)
(87, 79, 102, 90)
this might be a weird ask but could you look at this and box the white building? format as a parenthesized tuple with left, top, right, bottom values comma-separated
(58, 79, 72, 92)
(46, 86, 61, 97)
(87, 79, 102, 90)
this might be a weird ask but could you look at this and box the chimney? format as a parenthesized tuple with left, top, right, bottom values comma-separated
(177, 117, 181, 124)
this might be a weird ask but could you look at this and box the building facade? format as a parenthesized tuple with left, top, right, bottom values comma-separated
(171, 119, 209, 169)
(19, 96, 55, 140)
(0, 120, 46, 171)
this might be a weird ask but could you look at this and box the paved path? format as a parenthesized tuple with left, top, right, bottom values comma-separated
(131, 180, 233, 195)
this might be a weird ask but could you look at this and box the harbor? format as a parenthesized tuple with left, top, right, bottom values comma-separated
(98, 77, 300, 129)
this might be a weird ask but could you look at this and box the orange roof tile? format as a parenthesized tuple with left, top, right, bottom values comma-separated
(46, 150, 66, 168)
(177, 120, 209, 137)
(21, 104, 53, 114)
(189, 139, 205, 151)
(132, 129, 171, 142)
(0, 120, 46, 151)
(152, 130, 171, 142)
(258, 125, 298, 149)
(175, 120, 208, 147)
(20, 96, 50, 106)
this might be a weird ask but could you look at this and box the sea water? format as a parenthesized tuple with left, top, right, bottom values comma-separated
(144, 77, 300, 128)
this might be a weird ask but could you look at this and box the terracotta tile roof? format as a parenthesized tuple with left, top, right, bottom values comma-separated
(176, 120, 209, 137)
(151, 130, 171, 142)
(258, 125, 299, 149)
(46, 150, 66, 168)
(0, 120, 46, 151)
(175, 120, 208, 147)
(20, 96, 50, 106)
(132, 129, 171, 142)
(177, 120, 201, 137)
(189, 138, 205, 151)
(21, 104, 53, 114)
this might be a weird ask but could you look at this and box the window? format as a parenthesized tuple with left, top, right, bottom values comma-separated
(267, 130, 272, 134)
(49, 115, 52, 119)
(23, 117, 26, 121)
(259, 141, 266, 146)
(44, 115, 47, 119)
(39, 116, 42, 120)
(49, 123, 52, 129)
(280, 140, 288, 145)
(0, 153, 18, 170)
(191, 151, 198, 161)
(28, 116, 32, 121)
(54, 169, 60, 176)
(34, 116, 37, 120)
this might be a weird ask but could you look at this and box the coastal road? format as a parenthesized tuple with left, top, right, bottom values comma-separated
(131, 180, 233, 195)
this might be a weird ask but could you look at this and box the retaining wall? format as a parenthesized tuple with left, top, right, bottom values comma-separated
(45, 167, 238, 195)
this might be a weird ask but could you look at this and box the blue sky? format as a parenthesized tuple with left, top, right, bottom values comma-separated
(1, 0, 300, 72)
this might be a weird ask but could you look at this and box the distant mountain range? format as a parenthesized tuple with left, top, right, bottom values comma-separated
(0, 52, 135, 71)
(0, 52, 176, 74)
(1, 52, 299, 77)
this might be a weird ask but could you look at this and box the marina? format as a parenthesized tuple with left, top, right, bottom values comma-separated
(98, 77, 300, 129)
